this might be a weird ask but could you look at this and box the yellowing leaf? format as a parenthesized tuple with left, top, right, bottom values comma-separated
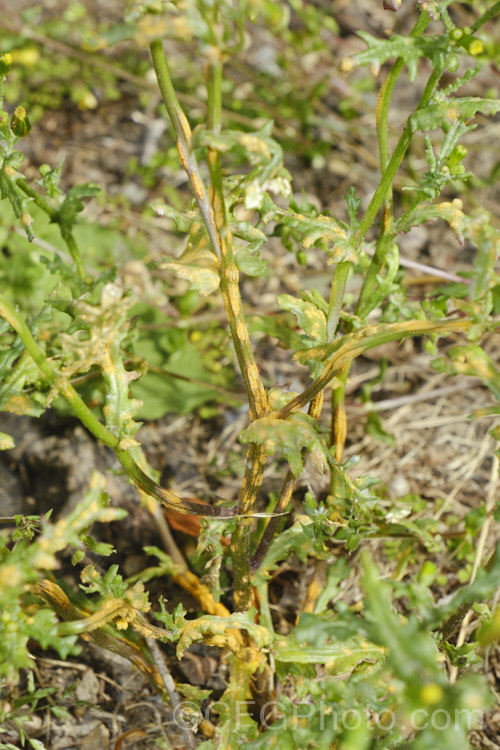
(162, 246, 220, 296)
(177, 610, 271, 658)
(277, 294, 327, 344)
(240, 413, 329, 476)
(434, 345, 500, 401)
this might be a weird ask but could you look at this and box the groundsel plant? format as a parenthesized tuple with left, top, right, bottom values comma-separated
(1, 1, 500, 748)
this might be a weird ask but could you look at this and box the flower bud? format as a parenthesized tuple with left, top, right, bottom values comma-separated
(0, 53, 12, 76)
(297, 250, 307, 267)
(10, 106, 31, 137)
(448, 144, 467, 175)
(445, 53, 459, 73)
(464, 36, 484, 56)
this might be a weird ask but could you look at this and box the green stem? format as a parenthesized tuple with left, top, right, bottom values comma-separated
(355, 232, 394, 319)
(352, 63, 442, 261)
(328, 21, 432, 472)
(16, 178, 88, 281)
(206, 55, 223, 132)
(60, 231, 88, 281)
(251, 469, 294, 573)
(470, 1, 500, 33)
(326, 261, 350, 341)
(231, 442, 267, 609)
(324, 12, 432, 355)
(324, 43, 444, 474)
(205, 59, 267, 419)
(16, 178, 58, 220)
(375, 10, 431, 230)
(0, 295, 231, 518)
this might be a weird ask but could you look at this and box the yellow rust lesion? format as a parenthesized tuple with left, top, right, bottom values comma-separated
(177, 144, 190, 173)
(345, 325, 378, 345)
(439, 198, 464, 233)
(212, 194, 225, 221)
(178, 110, 192, 145)
(224, 265, 239, 284)
(226, 283, 242, 317)
(238, 133, 271, 158)
(159, 486, 187, 513)
(239, 474, 248, 496)
(236, 320, 250, 346)
(333, 402, 347, 462)
(237, 445, 267, 508)
(309, 391, 324, 420)
(246, 361, 263, 396)
(191, 172, 205, 201)
(250, 451, 267, 479)
(97, 347, 114, 375)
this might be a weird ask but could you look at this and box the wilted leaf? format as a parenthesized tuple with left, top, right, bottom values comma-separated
(433, 344, 500, 401)
(240, 412, 329, 476)
(277, 294, 327, 343)
(177, 609, 271, 658)
(280, 210, 348, 252)
(0, 344, 47, 417)
(162, 246, 220, 296)
(327, 237, 358, 264)
(397, 198, 472, 242)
